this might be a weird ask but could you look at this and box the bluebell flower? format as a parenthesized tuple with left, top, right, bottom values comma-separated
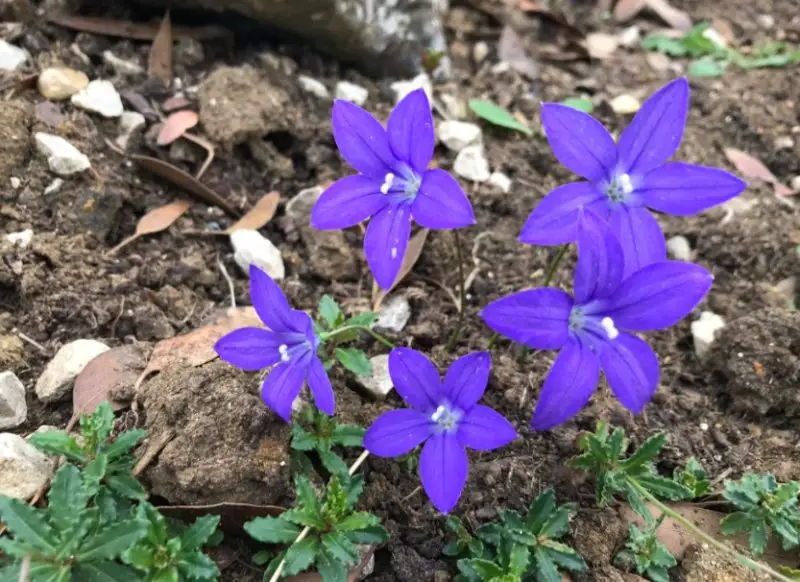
(214, 266, 333, 422)
(481, 210, 712, 430)
(311, 89, 475, 290)
(521, 77, 746, 277)
(364, 349, 516, 513)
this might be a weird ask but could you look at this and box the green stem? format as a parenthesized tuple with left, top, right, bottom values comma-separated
(321, 326, 395, 349)
(446, 231, 468, 352)
(543, 244, 568, 287)
(629, 479, 793, 582)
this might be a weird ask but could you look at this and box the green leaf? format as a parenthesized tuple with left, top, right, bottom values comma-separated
(105, 472, 147, 500)
(673, 457, 711, 498)
(123, 544, 155, 570)
(539, 506, 574, 540)
(27, 431, 85, 463)
(291, 425, 317, 451)
(533, 546, 561, 582)
(72, 561, 141, 582)
(637, 474, 693, 501)
(343, 525, 388, 545)
(86, 401, 116, 442)
(0, 536, 37, 559)
(337, 511, 381, 532)
(322, 531, 359, 565)
(475, 522, 504, 547)
(646, 565, 671, 582)
(319, 295, 343, 329)
(641, 34, 689, 57)
(77, 519, 147, 561)
(772, 516, 800, 549)
(526, 490, 556, 533)
(347, 312, 378, 327)
(282, 507, 325, 529)
(335, 348, 373, 377)
(181, 515, 221, 550)
(284, 538, 320, 576)
(178, 550, 221, 581)
(0, 496, 57, 553)
(331, 424, 365, 448)
(749, 520, 769, 556)
(48, 464, 90, 530)
(28, 563, 71, 582)
(319, 448, 349, 476)
(295, 475, 322, 515)
(82, 453, 109, 494)
(622, 433, 667, 471)
(463, 558, 503, 579)
(105, 429, 147, 461)
(688, 57, 726, 77)
(252, 550, 272, 566)
(719, 512, 752, 536)
(468, 99, 533, 136)
(560, 97, 593, 113)
(244, 516, 300, 543)
(317, 548, 349, 582)
(542, 540, 587, 571)
(509, 544, 529, 575)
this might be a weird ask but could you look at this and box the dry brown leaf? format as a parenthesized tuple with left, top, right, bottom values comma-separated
(585, 32, 620, 59)
(107, 199, 191, 255)
(162, 94, 191, 112)
(723, 147, 791, 195)
(498, 25, 539, 80)
(613, 0, 647, 22)
(148, 11, 173, 85)
(646, 0, 692, 30)
(373, 228, 430, 309)
(46, 14, 229, 41)
(157, 110, 199, 146)
(227, 191, 281, 233)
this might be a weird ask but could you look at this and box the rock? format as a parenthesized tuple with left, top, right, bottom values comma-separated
(298, 75, 329, 99)
(71, 79, 124, 117)
(102, 50, 145, 76)
(438, 120, 482, 152)
(439, 93, 467, 119)
(35, 339, 110, 402)
(666, 235, 692, 261)
(5, 229, 33, 248)
(34, 132, 91, 176)
(646, 52, 671, 72)
(356, 354, 393, 399)
(230, 229, 286, 280)
(610, 94, 641, 115)
(0, 433, 54, 499)
(115, 111, 146, 150)
(0, 335, 25, 371)
(390, 73, 432, 105)
(585, 32, 619, 59)
(376, 295, 411, 332)
(618, 26, 641, 48)
(755, 14, 775, 30)
(691, 311, 725, 360)
(0, 371, 26, 429)
(571, 508, 627, 567)
(488, 171, 512, 194)
(680, 543, 770, 581)
(37, 67, 89, 100)
(140, 359, 292, 505)
(0, 99, 32, 179)
(334, 81, 368, 106)
(133, 303, 175, 341)
(198, 66, 291, 148)
(0, 40, 27, 71)
(44, 178, 64, 195)
(792, 175, 800, 193)
(10, 177, 20, 189)
(472, 41, 489, 64)
(707, 308, 800, 418)
(454, 144, 490, 182)
(774, 136, 794, 151)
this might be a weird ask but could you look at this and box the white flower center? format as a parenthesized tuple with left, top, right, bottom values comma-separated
(431, 404, 461, 431)
(605, 172, 634, 202)
(278, 344, 290, 362)
(390, 247, 397, 259)
(601, 317, 619, 340)
(380, 172, 395, 195)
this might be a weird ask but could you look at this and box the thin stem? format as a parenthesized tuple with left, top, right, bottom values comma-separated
(486, 332, 499, 350)
(630, 480, 793, 582)
(446, 231, 467, 352)
(268, 450, 371, 582)
(543, 244, 568, 287)
(321, 325, 394, 349)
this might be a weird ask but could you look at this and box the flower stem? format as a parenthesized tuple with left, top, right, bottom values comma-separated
(268, 450, 372, 582)
(321, 325, 395, 349)
(629, 479, 793, 582)
(543, 244, 568, 287)
(446, 231, 468, 352)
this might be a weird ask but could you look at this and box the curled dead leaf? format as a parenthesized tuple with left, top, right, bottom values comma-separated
(227, 191, 281, 233)
(373, 228, 429, 310)
(107, 199, 191, 255)
(148, 11, 173, 85)
(157, 110, 199, 146)
(613, 0, 647, 22)
(723, 147, 791, 195)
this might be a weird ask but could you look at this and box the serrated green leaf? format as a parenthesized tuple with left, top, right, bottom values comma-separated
(291, 425, 318, 451)
(319, 295, 343, 329)
(48, 464, 90, 531)
(345, 473, 365, 509)
(342, 525, 388, 545)
(82, 453, 109, 494)
(474, 522, 504, 547)
(77, 519, 147, 561)
(539, 505, 573, 540)
(252, 550, 272, 566)
(317, 548, 349, 582)
(319, 449, 349, 476)
(337, 511, 381, 532)
(331, 424, 365, 448)
(749, 520, 768, 555)
(347, 312, 378, 327)
(533, 546, 561, 582)
(646, 565, 671, 582)
(178, 549, 220, 581)
(295, 475, 322, 515)
(284, 538, 320, 576)
(29, 562, 71, 582)
(637, 474, 693, 500)
(508, 545, 529, 575)
(541, 540, 587, 571)
(623, 481, 652, 522)
(560, 97, 593, 113)
(0, 536, 36, 559)
(773, 516, 800, 550)
(181, 515, 221, 550)
(123, 544, 155, 570)
(281, 507, 325, 529)
(27, 431, 85, 463)
(719, 511, 752, 536)
(622, 434, 667, 471)
(0, 496, 57, 553)
(105, 472, 146, 500)
(468, 99, 533, 136)
(525, 489, 556, 533)
(778, 565, 800, 580)
(641, 34, 689, 57)
(322, 531, 359, 565)
(723, 480, 759, 510)
(688, 57, 726, 77)
(105, 429, 147, 461)
(244, 516, 300, 543)
(72, 561, 141, 582)
(463, 558, 503, 579)
(335, 348, 373, 377)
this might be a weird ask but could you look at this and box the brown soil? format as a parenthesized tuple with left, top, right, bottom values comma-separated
(2, 0, 800, 580)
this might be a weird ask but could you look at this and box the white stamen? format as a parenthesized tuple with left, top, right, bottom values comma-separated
(390, 247, 397, 259)
(601, 317, 619, 340)
(279, 343, 290, 362)
(380, 172, 395, 194)
(618, 173, 634, 195)
(431, 405, 447, 423)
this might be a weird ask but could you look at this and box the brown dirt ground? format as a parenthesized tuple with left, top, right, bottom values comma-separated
(2, 0, 799, 580)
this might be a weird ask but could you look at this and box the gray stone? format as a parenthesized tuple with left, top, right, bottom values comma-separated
(102, 51, 145, 76)
(35, 339, 110, 402)
(691, 311, 725, 360)
(666, 235, 692, 261)
(376, 295, 411, 332)
(35, 132, 91, 176)
(71, 79, 124, 117)
(116, 111, 146, 151)
(390, 73, 432, 105)
(356, 354, 393, 399)
(0, 433, 54, 499)
(298, 75, 329, 99)
(488, 171, 512, 194)
(230, 229, 285, 280)
(334, 81, 368, 106)
(438, 120, 482, 152)
(454, 144, 490, 182)
(0, 40, 27, 71)
(5, 229, 33, 248)
(0, 371, 26, 429)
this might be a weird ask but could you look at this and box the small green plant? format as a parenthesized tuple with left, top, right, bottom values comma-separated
(446, 490, 586, 582)
(0, 464, 147, 580)
(28, 401, 147, 502)
(245, 473, 388, 581)
(560, 97, 593, 113)
(291, 404, 365, 476)
(315, 294, 382, 377)
(614, 516, 677, 582)
(720, 474, 800, 555)
(672, 457, 712, 499)
(123, 502, 222, 581)
(468, 99, 533, 136)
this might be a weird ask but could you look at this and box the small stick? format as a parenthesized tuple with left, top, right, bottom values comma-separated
(183, 132, 215, 180)
(133, 430, 175, 476)
(13, 329, 47, 353)
(217, 257, 236, 308)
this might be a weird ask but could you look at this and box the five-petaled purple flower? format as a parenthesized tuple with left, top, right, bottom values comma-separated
(521, 77, 746, 278)
(311, 88, 475, 290)
(364, 349, 516, 513)
(214, 266, 333, 422)
(482, 210, 712, 430)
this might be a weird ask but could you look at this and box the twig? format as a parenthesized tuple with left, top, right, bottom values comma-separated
(217, 257, 236, 308)
(183, 132, 215, 180)
(133, 430, 175, 477)
(13, 329, 47, 353)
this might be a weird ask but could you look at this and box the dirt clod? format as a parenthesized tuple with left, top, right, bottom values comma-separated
(680, 543, 770, 582)
(0, 99, 32, 182)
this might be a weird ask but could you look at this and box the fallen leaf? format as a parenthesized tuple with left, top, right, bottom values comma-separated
(723, 147, 791, 195)
(373, 229, 429, 309)
(646, 0, 692, 30)
(711, 18, 736, 45)
(561, 97, 594, 113)
(107, 199, 191, 255)
(227, 191, 281, 233)
(46, 14, 229, 42)
(157, 110, 199, 146)
(585, 32, 620, 59)
(132, 154, 239, 217)
(498, 25, 539, 80)
(162, 94, 191, 112)
(468, 99, 533, 136)
(158, 502, 283, 534)
(148, 11, 173, 85)
(613, 0, 647, 22)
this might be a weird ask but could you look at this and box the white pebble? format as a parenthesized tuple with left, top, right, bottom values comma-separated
(10, 177, 20, 189)
(473, 41, 490, 64)
(0, 40, 28, 71)
(356, 355, 393, 399)
(35, 339, 110, 402)
(390, 73, 433, 106)
(454, 144, 491, 182)
(230, 229, 285, 281)
(774, 136, 794, 151)
(375, 295, 411, 333)
(691, 311, 725, 360)
(71, 79, 124, 118)
(102, 51, 145, 76)
(791, 176, 800, 193)
(610, 94, 641, 115)
(35, 133, 91, 176)
(0, 372, 26, 429)
(488, 172, 512, 194)
(298, 75, 329, 99)
(666, 235, 692, 261)
(0, 433, 54, 499)
(618, 26, 641, 48)
(438, 120, 482, 152)
(44, 178, 64, 195)
(37, 67, 89, 100)
(115, 111, 146, 151)
(334, 81, 368, 106)
(5, 229, 33, 248)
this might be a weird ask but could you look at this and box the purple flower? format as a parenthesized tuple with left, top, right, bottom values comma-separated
(214, 266, 334, 422)
(521, 77, 746, 277)
(364, 349, 516, 513)
(311, 89, 475, 290)
(482, 210, 712, 430)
